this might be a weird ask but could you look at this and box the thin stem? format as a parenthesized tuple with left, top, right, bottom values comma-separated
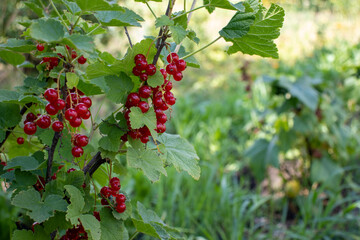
(171, 4, 209, 20)
(87, 24, 102, 36)
(175, 0, 197, 53)
(49, 0, 70, 32)
(70, 14, 82, 35)
(146, 2, 157, 19)
(181, 35, 221, 59)
(129, 231, 139, 240)
(124, 27, 133, 48)
(184, 0, 187, 11)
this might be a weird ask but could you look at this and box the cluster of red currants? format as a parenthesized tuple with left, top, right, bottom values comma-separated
(100, 177, 127, 214)
(71, 134, 89, 158)
(121, 52, 186, 143)
(60, 223, 88, 240)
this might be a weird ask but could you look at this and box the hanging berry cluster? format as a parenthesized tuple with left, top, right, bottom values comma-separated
(100, 177, 127, 214)
(122, 52, 186, 143)
(60, 222, 88, 240)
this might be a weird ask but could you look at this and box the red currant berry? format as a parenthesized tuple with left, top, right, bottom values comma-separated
(121, 133, 128, 142)
(65, 45, 70, 50)
(71, 146, 83, 158)
(173, 72, 183, 81)
(44, 88, 58, 103)
(153, 90, 162, 98)
(65, 108, 78, 121)
(52, 121, 64, 132)
(153, 97, 164, 108)
(167, 52, 179, 63)
(51, 173, 57, 180)
(160, 68, 167, 79)
(50, 57, 59, 68)
(75, 135, 89, 147)
(140, 135, 149, 144)
(126, 93, 141, 107)
(156, 123, 166, 133)
(140, 73, 148, 82)
(75, 103, 88, 116)
(100, 186, 112, 198)
(101, 198, 109, 206)
(155, 109, 163, 118)
(81, 110, 91, 120)
(176, 59, 187, 71)
(78, 56, 87, 64)
(139, 126, 151, 136)
(80, 97, 92, 108)
(129, 130, 141, 139)
(164, 81, 173, 91)
(71, 51, 77, 59)
(134, 54, 146, 62)
(36, 44, 44, 51)
(160, 103, 169, 111)
(26, 112, 37, 122)
(93, 211, 101, 221)
(116, 193, 126, 204)
(17, 137, 24, 145)
(69, 117, 82, 128)
(166, 63, 177, 75)
(67, 168, 76, 173)
(135, 59, 148, 71)
(55, 99, 66, 110)
(66, 93, 79, 106)
(116, 203, 126, 213)
(45, 103, 58, 115)
(132, 66, 142, 76)
(110, 177, 121, 191)
(157, 113, 167, 124)
(138, 101, 150, 113)
(36, 115, 51, 129)
(166, 97, 176, 106)
(164, 91, 174, 101)
(24, 122, 37, 135)
(145, 64, 156, 76)
(139, 86, 152, 98)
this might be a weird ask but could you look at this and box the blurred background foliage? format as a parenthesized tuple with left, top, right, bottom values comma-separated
(1, 0, 360, 239)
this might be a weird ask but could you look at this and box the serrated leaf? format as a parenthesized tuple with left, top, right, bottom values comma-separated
(12, 230, 36, 240)
(29, 18, 65, 43)
(186, 30, 200, 44)
(100, 208, 129, 240)
(12, 189, 67, 223)
(137, 202, 163, 224)
(64, 34, 95, 53)
(147, 70, 164, 87)
(86, 63, 116, 79)
(169, 25, 187, 44)
(79, 214, 101, 240)
(219, 7, 256, 39)
(155, 15, 174, 28)
(64, 185, 85, 224)
(99, 136, 121, 152)
(105, 73, 134, 104)
(157, 133, 200, 180)
(0, 90, 20, 103)
(74, 0, 124, 11)
(129, 107, 157, 137)
(4, 156, 39, 171)
(95, 8, 144, 27)
(225, 4, 285, 58)
(205, 0, 245, 11)
(0, 49, 25, 65)
(0, 103, 21, 128)
(0, 38, 36, 53)
(7, 170, 37, 192)
(127, 140, 166, 182)
(62, 0, 82, 14)
(66, 72, 79, 89)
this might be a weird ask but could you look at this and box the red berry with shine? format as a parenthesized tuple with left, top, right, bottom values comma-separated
(75, 135, 89, 147)
(139, 86, 152, 98)
(24, 122, 37, 135)
(36, 115, 51, 129)
(101, 198, 109, 206)
(167, 52, 179, 63)
(26, 112, 37, 122)
(166, 97, 176, 106)
(45, 103, 58, 115)
(71, 146, 83, 158)
(138, 101, 149, 113)
(135, 59, 148, 71)
(140, 135, 149, 144)
(65, 108, 78, 121)
(80, 97, 92, 108)
(17, 137, 24, 145)
(132, 66, 142, 76)
(176, 59, 187, 71)
(71, 51, 77, 59)
(110, 177, 121, 191)
(55, 99, 66, 110)
(173, 71, 183, 81)
(52, 121, 64, 132)
(160, 68, 167, 79)
(157, 113, 167, 124)
(81, 110, 91, 120)
(78, 56, 87, 64)
(75, 103, 88, 116)
(134, 54, 146, 62)
(69, 117, 82, 128)
(36, 44, 44, 51)
(66, 92, 79, 106)
(100, 186, 112, 198)
(166, 63, 177, 75)
(116, 194, 126, 203)
(44, 88, 58, 103)
(140, 73, 148, 82)
(145, 64, 156, 76)
(153, 97, 164, 108)
(126, 93, 141, 107)
(156, 123, 166, 133)
(116, 203, 126, 213)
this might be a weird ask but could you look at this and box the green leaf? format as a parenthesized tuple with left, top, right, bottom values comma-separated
(311, 158, 344, 188)
(95, 8, 144, 27)
(77, 79, 103, 96)
(64, 185, 85, 225)
(62, 0, 82, 14)
(66, 72, 79, 89)
(98, 114, 126, 152)
(186, 30, 200, 44)
(129, 107, 157, 137)
(0, 90, 20, 103)
(12, 230, 36, 240)
(244, 138, 279, 181)
(64, 34, 95, 53)
(4, 156, 39, 171)
(99, 136, 121, 152)
(8, 170, 37, 192)
(0, 49, 25, 65)
(24, 1, 44, 17)
(12, 189, 67, 223)
(157, 133, 201, 180)
(0, 103, 21, 128)
(225, 4, 285, 58)
(86, 63, 116, 79)
(127, 140, 167, 182)
(206, 0, 245, 11)
(137, 202, 163, 223)
(105, 73, 134, 104)
(0, 39, 36, 53)
(100, 208, 129, 240)
(112, 200, 132, 220)
(29, 18, 65, 43)
(155, 15, 174, 28)
(279, 78, 319, 111)
(74, 0, 125, 11)
(169, 25, 187, 44)
(44, 212, 72, 234)
(79, 214, 101, 240)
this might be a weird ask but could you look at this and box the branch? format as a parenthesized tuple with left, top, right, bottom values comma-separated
(124, 27, 133, 48)
(46, 132, 61, 183)
(0, 102, 33, 149)
(83, 151, 108, 177)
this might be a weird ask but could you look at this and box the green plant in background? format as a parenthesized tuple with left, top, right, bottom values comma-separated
(0, 0, 285, 239)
